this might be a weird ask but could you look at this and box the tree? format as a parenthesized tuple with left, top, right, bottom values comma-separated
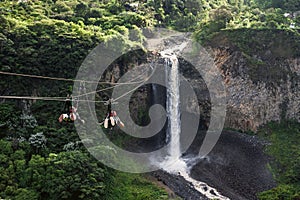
(29, 132, 47, 153)
(75, 2, 88, 18)
(25, 151, 106, 200)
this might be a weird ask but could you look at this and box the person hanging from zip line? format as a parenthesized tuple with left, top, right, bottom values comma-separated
(100, 98, 124, 129)
(58, 94, 72, 122)
(58, 94, 85, 124)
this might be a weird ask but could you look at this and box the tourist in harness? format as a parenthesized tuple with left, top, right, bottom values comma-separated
(102, 98, 124, 129)
(58, 94, 85, 124)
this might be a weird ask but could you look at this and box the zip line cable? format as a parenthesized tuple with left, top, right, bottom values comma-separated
(0, 95, 109, 103)
(113, 62, 155, 102)
(0, 70, 145, 85)
(0, 63, 156, 103)
(73, 64, 153, 98)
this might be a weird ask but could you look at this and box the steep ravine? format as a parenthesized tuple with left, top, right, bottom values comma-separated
(108, 30, 298, 199)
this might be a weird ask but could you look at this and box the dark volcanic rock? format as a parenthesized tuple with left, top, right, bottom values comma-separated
(150, 170, 209, 200)
(190, 131, 276, 200)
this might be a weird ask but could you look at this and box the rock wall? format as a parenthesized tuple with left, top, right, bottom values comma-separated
(108, 31, 300, 133)
(211, 46, 300, 132)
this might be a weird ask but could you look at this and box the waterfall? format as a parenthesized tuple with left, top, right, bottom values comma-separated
(165, 55, 181, 160)
(157, 54, 187, 173)
(157, 53, 230, 200)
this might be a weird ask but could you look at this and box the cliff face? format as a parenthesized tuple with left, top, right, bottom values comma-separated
(108, 30, 299, 133)
(208, 31, 300, 132)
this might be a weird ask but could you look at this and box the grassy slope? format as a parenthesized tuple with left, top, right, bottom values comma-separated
(257, 121, 300, 199)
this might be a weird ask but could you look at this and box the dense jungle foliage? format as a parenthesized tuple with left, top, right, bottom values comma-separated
(258, 121, 300, 200)
(0, 0, 299, 199)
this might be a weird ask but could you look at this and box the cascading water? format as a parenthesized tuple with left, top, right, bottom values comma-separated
(165, 55, 181, 159)
(158, 54, 188, 173)
(157, 52, 230, 200)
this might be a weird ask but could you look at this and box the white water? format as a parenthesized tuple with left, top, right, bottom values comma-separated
(165, 55, 182, 161)
(180, 170, 230, 200)
(156, 52, 230, 200)
(159, 54, 189, 172)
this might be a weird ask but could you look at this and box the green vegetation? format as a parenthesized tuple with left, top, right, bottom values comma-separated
(257, 121, 300, 199)
(105, 172, 169, 200)
(1, 0, 300, 199)
(0, 138, 169, 199)
(0, 103, 170, 199)
(0, 143, 106, 199)
(215, 29, 300, 57)
(189, 0, 300, 42)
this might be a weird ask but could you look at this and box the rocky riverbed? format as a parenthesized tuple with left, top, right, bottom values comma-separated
(149, 131, 276, 200)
